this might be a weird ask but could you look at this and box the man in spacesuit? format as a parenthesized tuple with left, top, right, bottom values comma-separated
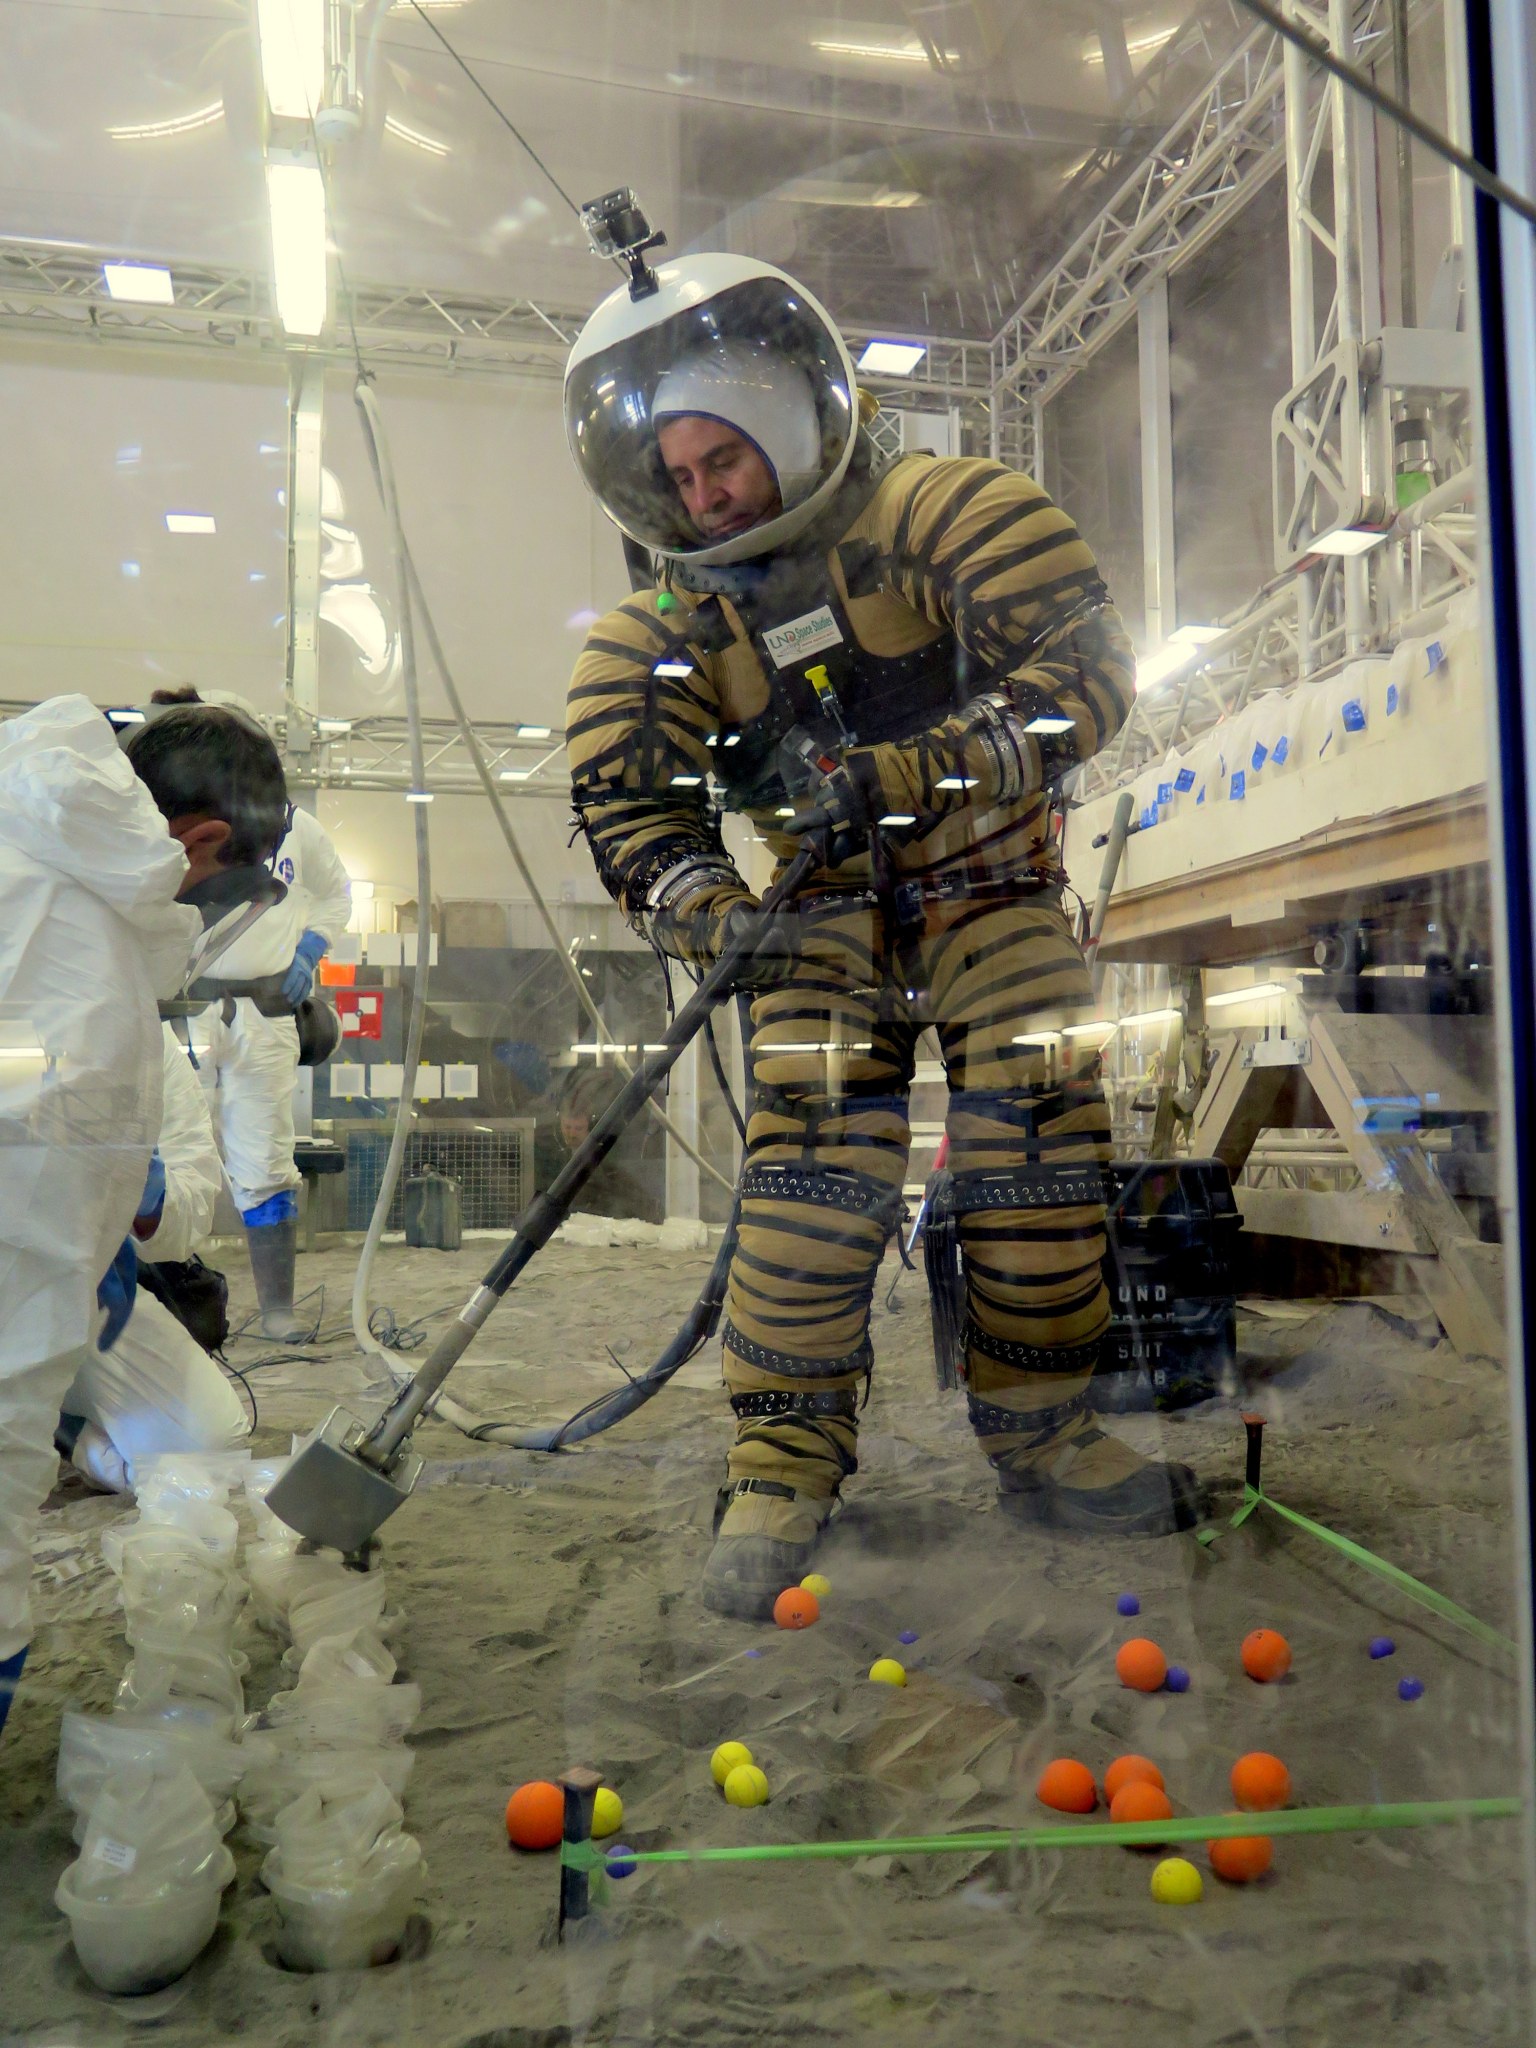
(149, 688, 352, 1341)
(562, 254, 1203, 1620)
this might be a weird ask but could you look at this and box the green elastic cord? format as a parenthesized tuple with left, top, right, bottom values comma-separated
(1233, 1486, 1517, 1654)
(561, 1838, 607, 1874)
(574, 1798, 1518, 1870)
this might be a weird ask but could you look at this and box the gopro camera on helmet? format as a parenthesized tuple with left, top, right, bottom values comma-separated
(579, 186, 667, 300)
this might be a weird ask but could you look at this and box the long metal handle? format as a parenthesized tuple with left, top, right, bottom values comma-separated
(361, 847, 816, 1464)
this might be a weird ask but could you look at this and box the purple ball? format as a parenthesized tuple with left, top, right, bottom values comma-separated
(1398, 1676, 1425, 1703)
(745, 1648, 764, 1659)
(606, 1845, 638, 1879)
(898, 1630, 919, 1646)
(1165, 1664, 1191, 1693)
(1116, 1593, 1141, 1618)
(1369, 1636, 1396, 1660)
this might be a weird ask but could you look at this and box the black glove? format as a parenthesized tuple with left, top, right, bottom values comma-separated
(716, 900, 797, 993)
(786, 762, 870, 868)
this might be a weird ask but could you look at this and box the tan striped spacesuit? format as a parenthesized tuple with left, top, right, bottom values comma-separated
(568, 445, 1200, 1616)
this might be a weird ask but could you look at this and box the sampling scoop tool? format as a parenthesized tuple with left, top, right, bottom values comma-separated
(266, 847, 816, 1554)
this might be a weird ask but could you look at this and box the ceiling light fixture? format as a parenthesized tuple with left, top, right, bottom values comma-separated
(256, 0, 324, 119)
(383, 115, 451, 157)
(514, 723, 553, 739)
(404, 790, 434, 803)
(265, 160, 328, 336)
(857, 339, 928, 375)
(1169, 623, 1224, 646)
(1311, 525, 1390, 556)
(1204, 981, 1290, 1009)
(107, 101, 224, 142)
(812, 36, 958, 64)
(165, 512, 217, 534)
(102, 262, 175, 305)
(1134, 643, 1200, 693)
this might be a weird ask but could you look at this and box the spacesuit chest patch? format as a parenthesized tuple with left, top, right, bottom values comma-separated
(761, 606, 844, 669)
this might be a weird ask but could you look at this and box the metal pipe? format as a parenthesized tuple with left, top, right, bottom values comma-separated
(1392, 0, 1417, 325)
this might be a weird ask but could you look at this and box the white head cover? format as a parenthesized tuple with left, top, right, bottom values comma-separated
(652, 342, 823, 511)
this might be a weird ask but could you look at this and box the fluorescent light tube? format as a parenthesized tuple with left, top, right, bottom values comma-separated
(165, 512, 216, 534)
(265, 161, 328, 336)
(256, 0, 323, 118)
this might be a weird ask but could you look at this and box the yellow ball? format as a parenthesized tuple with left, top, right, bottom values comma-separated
(710, 1740, 754, 1788)
(591, 1787, 623, 1839)
(868, 1658, 907, 1687)
(723, 1763, 770, 1808)
(1150, 1857, 1204, 1905)
(800, 1573, 832, 1598)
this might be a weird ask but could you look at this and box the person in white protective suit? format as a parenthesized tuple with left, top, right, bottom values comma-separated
(149, 688, 352, 1342)
(0, 693, 289, 1738)
(57, 1026, 250, 1493)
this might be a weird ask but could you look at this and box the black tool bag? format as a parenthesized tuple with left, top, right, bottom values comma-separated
(136, 1255, 231, 1357)
(923, 1158, 1241, 1413)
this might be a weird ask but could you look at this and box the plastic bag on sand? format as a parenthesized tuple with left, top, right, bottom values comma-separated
(55, 1763, 235, 1995)
(259, 1631, 420, 1749)
(110, 1525, 247, 1647)
(284, 1568, 403, 1665)
(58, 1711, 245, 1840)
(114, 1631, 246, 1737)
(262, 1777, 423, 1972)
(238, 1739, 415, 1843)
(245, 1456, 298, 1551)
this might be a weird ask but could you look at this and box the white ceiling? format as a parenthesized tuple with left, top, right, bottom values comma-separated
(2, 0, 1222, 335)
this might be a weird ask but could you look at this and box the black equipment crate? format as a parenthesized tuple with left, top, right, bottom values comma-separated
(923, 1157, 1242, 1413)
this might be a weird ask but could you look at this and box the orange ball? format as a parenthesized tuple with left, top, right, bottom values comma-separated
(1035, 1759, 1097, 1813)
(1230, 1751, 1291, 1812)
(1109, 1780, 1175, 1828)
(1209, 1831, 1274, 1883)
(505, 1779, 564, 1851)
(1115, 1638, 1169, 1692)
(772, 1586, 820, 1630)
(1103, 1754, 1165, 1802)
(1240, 1628, 1293, 1682)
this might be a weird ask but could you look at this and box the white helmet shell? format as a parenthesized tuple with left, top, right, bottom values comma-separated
(564, 252, 859, 566)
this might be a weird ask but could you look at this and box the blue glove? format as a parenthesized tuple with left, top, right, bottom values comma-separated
(132, 1150, 167, 1240)
(96, 1235, 139, 1352)
(282, 928, 329, 1007)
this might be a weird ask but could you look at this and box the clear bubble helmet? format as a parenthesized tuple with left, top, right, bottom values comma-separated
(564, 253, 859, 567)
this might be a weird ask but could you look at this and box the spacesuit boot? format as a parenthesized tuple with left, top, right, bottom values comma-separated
(971, 1370, 1204, 1536)
(701, 1356, 859, 1619)
(246, 1218, 309, 1343)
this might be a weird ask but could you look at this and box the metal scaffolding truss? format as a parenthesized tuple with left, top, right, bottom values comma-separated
(988, 21, 1289, 424)
(284, 716, 570, 796)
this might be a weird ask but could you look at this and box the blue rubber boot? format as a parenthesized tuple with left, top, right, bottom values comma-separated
(0, 1646, 27, 1742)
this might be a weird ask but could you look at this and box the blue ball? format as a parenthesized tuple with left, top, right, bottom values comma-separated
(898, 1630, 919, 1646)
(1116, 1593, 1141, 1617)
(1398, 1676, 1425, 1703)
(1369, 1636, 1396, 1660)
(745, 1648, 764, 1659)
(1165, 1664, 1191, 1693)
(606, 1845, 638, 1879)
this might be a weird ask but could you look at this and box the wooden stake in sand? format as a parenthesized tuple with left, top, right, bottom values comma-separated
(557, 1766, 604, 1938)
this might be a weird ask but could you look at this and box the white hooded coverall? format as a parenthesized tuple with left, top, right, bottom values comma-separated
(61, 1028, 250, 1488)
(197, 806, 352, 1217)
(0, 697, 198, 1660)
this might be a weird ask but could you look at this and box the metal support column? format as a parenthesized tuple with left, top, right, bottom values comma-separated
(284, 355, 325, 775)
(1283, 1, 1321, 674)
(1328, 0, 1371, 653)
(1138, 277, 1177, 644)
(664, 1033, 702, 1223)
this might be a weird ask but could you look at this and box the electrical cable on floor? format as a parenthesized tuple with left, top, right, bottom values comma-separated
(1233, 0, 1536, 230)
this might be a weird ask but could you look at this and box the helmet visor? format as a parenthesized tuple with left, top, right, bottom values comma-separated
(565, 276, 855, 556)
